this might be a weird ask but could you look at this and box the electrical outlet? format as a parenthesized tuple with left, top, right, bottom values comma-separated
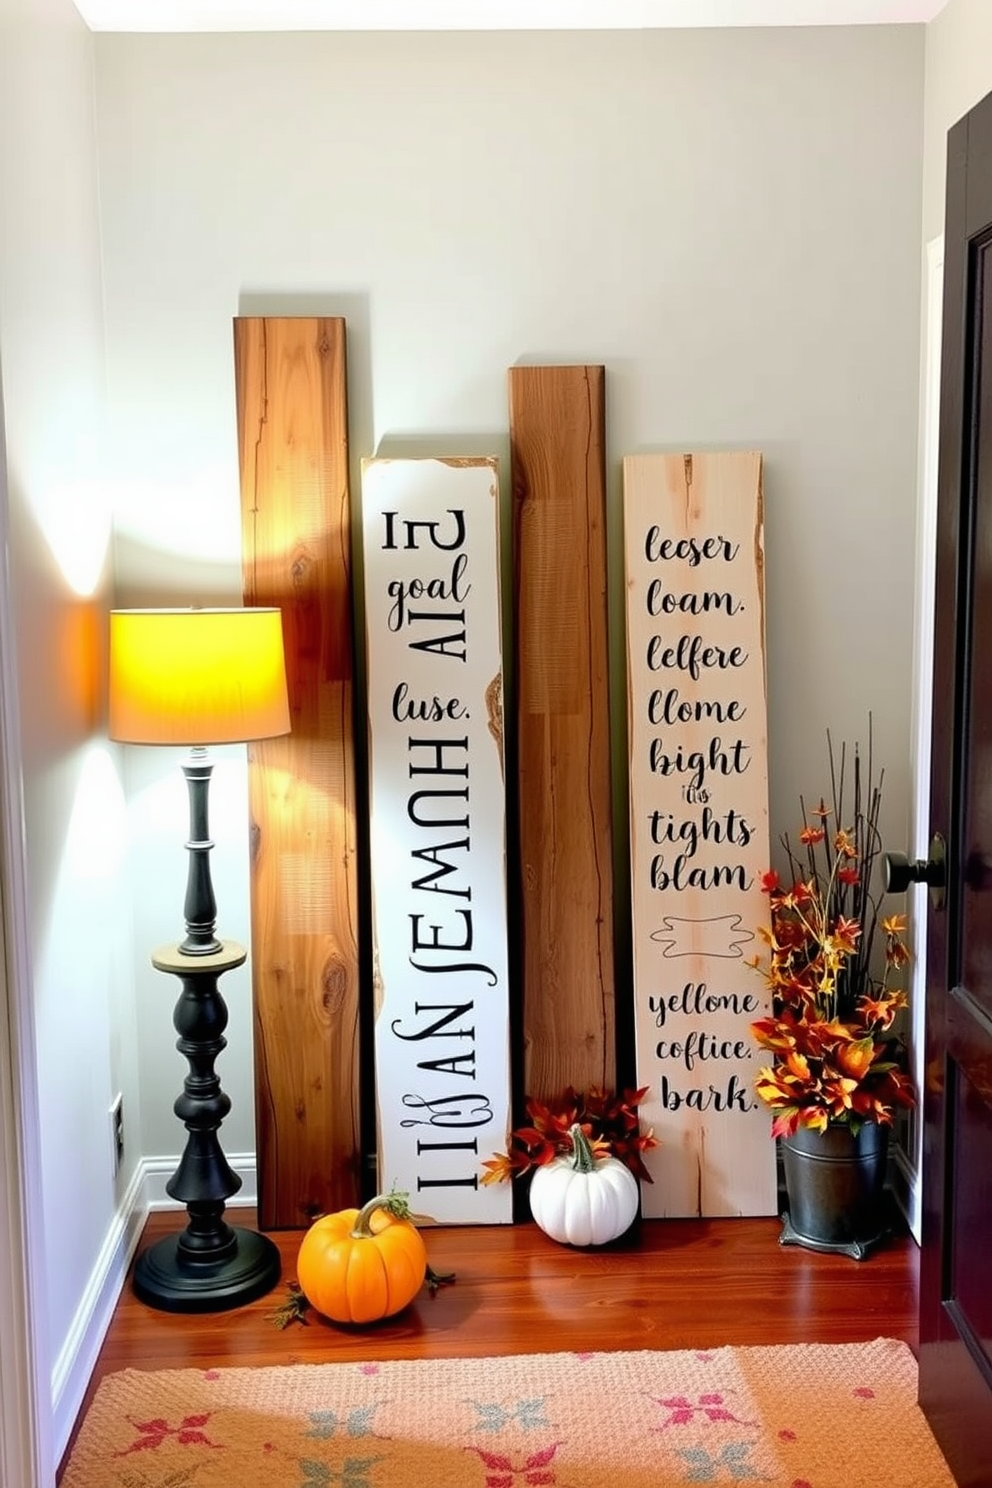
(109, 1093, 124, 1177)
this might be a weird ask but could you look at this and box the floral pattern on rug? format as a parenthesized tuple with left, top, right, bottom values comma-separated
(61, 1337, 955, 1488)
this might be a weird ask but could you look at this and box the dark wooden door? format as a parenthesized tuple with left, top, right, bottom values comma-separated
(921, 84, 992, 1487)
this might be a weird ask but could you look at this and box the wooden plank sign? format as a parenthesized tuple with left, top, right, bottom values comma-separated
(623, 452, 777, 1218)
(235, 315, 361, 1228)
(361, 457, 513, 1224)
(508, 364, 616, 1101)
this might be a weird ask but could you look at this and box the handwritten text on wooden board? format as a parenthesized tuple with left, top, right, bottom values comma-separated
(361, 457, 512, 1224)
(623, 452, 777, 1218)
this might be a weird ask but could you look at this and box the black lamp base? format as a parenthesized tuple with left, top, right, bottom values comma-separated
(139, 939, 280, 1313)
(133, 1225, 281, 1313)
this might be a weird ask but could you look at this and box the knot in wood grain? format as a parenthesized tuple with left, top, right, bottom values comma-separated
(321, 958, 349, 1016)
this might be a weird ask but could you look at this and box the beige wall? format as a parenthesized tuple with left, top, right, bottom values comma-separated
(94, 24, 926, 1157)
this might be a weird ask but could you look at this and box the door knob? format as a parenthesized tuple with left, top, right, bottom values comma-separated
(882, 833, 946, 910)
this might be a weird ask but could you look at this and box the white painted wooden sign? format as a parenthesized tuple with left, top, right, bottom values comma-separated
(623, 452, 777, 1218)
(361, 457, 512, 1224)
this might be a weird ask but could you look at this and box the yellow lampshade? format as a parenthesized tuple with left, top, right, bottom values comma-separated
(109, 607, 290, 746)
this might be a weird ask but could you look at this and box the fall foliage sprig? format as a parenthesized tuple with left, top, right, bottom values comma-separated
(481, 1086, 658, 1185)
(747, 730, 916, 1138)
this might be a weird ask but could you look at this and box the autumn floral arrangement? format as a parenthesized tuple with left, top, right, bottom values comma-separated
(480, 1085, 658, 1185)
(747, 732, 916, 1139)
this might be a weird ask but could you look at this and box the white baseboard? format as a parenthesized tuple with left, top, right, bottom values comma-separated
(140, 1151, 259, 1211)
(890, 1140, 921, 1245)
(51, 1152, 257, 1468)
(50, 1162, 146, 1466)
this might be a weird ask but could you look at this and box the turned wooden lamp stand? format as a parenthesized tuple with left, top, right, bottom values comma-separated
(134, 934, 280, 1310)
(109, 607, 289, 1312)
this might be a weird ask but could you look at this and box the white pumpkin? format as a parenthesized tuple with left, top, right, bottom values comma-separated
(528, 1123, 640, 1247)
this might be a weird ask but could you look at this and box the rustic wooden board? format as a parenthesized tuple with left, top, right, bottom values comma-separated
(623, 451, 777, 1218)
(234, 315, 361, 1228)
(508, 365, 615, 1102)
(360, 457, 513, 1223)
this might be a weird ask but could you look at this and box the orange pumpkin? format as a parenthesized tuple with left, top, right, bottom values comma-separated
(296, 1191, 428, 1324)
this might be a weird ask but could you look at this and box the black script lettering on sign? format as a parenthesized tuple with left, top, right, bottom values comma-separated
(644, 529, 741, 566)
(658, 1073, 758, 1114)
(646, 633, 749, 680)
(649, 983, 760, 1031)
(647, 736, 750, 792)
(647, 688, 747, 727)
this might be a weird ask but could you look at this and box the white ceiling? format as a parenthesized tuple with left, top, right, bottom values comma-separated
(72, 0, 948, 34)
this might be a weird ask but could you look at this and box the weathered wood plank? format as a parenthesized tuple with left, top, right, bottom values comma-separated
(623, 451, 776, 1218)
(360, 457, 513, 1223)
(508, 365, 615, 1102)
(234, 315, 361, 1228)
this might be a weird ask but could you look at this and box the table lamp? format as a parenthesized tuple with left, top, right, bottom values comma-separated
(109, 605, 290, 1311)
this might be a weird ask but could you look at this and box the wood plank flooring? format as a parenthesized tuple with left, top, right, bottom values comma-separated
(59, 1204, 919, 1480)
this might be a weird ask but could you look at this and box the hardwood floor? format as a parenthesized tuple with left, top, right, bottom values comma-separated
(58, 1203, 919, 1479)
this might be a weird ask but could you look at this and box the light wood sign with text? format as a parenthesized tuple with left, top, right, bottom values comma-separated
(361, 457, 513, 1224)
(623, 452, 777, 1218)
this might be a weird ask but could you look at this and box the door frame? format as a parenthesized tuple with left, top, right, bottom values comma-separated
(919, 84, 992, 1481)
(0, 386, 51, 1484)
(897, 233, 945, 1244)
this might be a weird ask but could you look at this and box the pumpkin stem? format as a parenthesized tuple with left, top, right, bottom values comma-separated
(567, 1123, 597, 1173)
(351, 1189, 413, 1238)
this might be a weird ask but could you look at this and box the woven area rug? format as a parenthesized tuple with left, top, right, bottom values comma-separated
(60, 1337, 954, 1488)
